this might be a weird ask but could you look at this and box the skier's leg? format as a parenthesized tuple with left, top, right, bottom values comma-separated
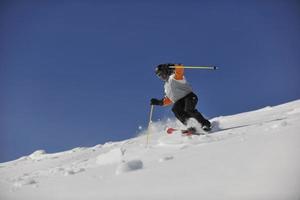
(172, 98, 190, 125)
(184, 93, 211, 127)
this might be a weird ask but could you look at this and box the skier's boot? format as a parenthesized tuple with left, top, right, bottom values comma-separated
(202, 125, 211, 132)
(202, 121, 212, 132)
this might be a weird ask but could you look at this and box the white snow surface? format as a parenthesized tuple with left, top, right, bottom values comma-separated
(1, 100, 300, 200)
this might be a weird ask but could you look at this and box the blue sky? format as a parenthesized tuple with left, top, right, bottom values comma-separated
(1, 0, 300, 162)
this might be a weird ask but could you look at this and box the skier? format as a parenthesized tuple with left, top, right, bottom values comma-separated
(150, 63, 211, 132)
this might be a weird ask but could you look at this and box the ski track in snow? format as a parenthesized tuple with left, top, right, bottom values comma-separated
(1, 100, 300, 200)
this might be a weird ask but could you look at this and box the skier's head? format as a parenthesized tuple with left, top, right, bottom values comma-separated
(155, 64, 174, 81)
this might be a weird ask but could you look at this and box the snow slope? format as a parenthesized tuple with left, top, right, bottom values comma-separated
(1, 100, 300, 200)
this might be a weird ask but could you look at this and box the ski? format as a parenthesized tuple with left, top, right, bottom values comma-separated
(166, 127, 202, 136)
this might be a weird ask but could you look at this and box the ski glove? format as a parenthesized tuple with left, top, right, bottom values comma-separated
(150, 98, 163, 106)
(156, 63, 182, 70)
(156, 63, 175, 72)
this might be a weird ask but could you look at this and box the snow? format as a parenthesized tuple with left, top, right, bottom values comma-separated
(96, 148, 123, 166)
(115, 159, 144, 175)
(1, 100, 300, 200)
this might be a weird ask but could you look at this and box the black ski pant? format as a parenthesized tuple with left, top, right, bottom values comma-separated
(172, 92, 211, 127)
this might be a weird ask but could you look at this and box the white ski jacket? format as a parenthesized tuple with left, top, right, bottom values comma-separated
(163, 68, 193, 105)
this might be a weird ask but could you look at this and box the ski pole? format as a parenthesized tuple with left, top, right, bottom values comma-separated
(170, 65, 219, 70)
(146, 105, 154, 147)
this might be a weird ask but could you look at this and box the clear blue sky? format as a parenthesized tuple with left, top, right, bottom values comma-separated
(1, 0, 300, 162)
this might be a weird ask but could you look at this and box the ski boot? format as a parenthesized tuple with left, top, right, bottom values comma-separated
(202, 124, 211, 132)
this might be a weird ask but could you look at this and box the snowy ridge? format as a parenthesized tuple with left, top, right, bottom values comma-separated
(1, 100, 300, 200)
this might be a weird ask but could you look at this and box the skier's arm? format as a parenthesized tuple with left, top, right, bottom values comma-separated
(174, 66, 184, 80)
(162, 97, 173, 106)
(150, 97, 173, 106)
